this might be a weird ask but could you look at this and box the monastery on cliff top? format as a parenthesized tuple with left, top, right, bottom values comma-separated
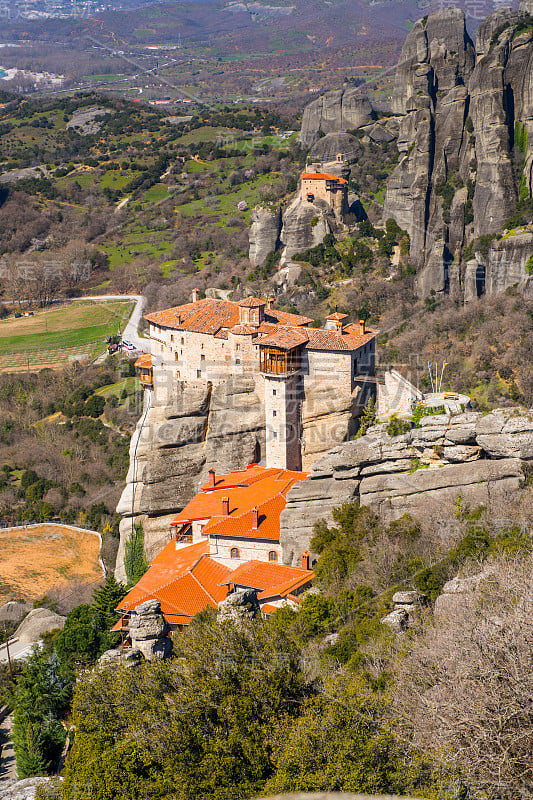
(137, 290, 377, 471)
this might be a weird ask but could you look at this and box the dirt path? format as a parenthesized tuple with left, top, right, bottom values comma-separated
(0, 715, 17, 786)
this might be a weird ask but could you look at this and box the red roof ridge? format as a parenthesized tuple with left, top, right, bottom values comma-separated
(301, 172, 348, 183)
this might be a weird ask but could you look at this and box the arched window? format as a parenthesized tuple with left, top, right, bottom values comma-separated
(268, 550, 278, 562)
(230, 547, 240, 559)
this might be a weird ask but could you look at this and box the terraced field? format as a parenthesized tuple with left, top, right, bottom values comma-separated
(0, 299, 133, 373)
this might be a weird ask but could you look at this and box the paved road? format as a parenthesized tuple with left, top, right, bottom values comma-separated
(0, 715, 17, 785)
(0, 639, 41, 664)
(84, 294, 147, 352)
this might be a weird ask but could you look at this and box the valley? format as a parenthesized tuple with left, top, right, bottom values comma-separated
(0, 1, 532, 798)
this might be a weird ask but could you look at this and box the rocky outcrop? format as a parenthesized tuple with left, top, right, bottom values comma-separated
(381, 590, 428, 631)
(308, 132, 361, 168)
(14, 608, 66, 643)
(248, 205, 282, 267)
(0, 778, 63, 800)
(300, 88, 375, 147)
(217, 589, 260, 621)
(279, 201, 333, 265)
(381, 6, 533, 300)
(384, 9, 475, 286)
(484, 232, 533, 294)
(116, 377, 266, 580)
(127, 599, 173, 661)
(280, 409, 533, 566)
(0, 601, 32, 625)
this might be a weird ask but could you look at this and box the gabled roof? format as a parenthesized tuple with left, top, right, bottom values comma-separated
(145, 298, 312, 336)
(257, 327, 310, 351)
(301, 172, 348, 184)
(134, 353, 152, 369)
(304, 324, 379, 352)
(172, 465, 308, 543)
(117, 540, 231, 623)
(222, 560, 313, 599)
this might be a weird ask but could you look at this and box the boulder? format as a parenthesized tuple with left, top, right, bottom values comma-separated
(15, 608, 66, 643)
(98, 647, 143, 669)
(218, 589, 260, 621)
(0, 778, 63, 800)
(0, 601, 32, 625)
(300, 88, 375, 146)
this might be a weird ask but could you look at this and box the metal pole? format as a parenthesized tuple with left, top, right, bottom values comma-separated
(3, 621, 13, 683)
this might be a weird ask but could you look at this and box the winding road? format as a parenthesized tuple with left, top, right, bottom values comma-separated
(84, 294, 147, 352)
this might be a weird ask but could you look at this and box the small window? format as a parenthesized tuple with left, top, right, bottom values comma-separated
(197, 369, 202, 378)
(175, 352, 179, 361)
(236, 358, 241, 365)
(268, 550, 278, 562)
(236, 344, 240, 351)
(181, 337, 184, 344)
(171, 335, 174, 342)
(272, 431, 277, 439)
(161, 345, 164, 353)
(230, 547, 240, 559)
(201, 343, 204, 350)
(272, 410, 277, 417)
(272, 389, 277, 396)
(201, 354, 205, 361)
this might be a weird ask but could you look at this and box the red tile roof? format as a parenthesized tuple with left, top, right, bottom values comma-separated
(222, 560, 313, 599)
(134, 353, 152, 369)
(326, 312, 348, 321)
(172, 465, 308, 543)
(230, 324, 258, 336)
(117, 540, 232, 623)
(238, 297, 264, 308)
(257, 327, 310, 350)
(304, 324, 379, 352)
(301, 172, 348, 184)
(145, 298, 312, 336)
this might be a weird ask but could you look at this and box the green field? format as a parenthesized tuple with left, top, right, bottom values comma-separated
(0, 300, 133, 372)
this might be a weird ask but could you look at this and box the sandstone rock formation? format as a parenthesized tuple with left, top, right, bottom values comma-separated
(0, 778, 62, 800)
(248, 205, 282, 267)
(116, 377, 266, 579)
(300, 88, 376, 147)
(381, 590, 428, 631)
(308, 132, 361, 168)
(127, 599, 173, 661)
(280, 409, 533, 566)
(279, 201, 334, 265)
(14, 608, 66, 643)
(0, 601, 32, 625)
(217, 588, 260, 621)
(381, 7, 533, 301)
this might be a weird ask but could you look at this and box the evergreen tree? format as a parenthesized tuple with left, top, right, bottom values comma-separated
(124, 522, 148, 586)
(12, 649, 69, 778)
(92, 574, 127, 629)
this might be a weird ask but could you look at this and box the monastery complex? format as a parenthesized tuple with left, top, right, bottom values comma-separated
(139, 290, 377, 471)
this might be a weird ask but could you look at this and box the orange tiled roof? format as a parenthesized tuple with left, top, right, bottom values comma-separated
(117, 540, 232, 622)
(304, 324, 379, 352)
(222, 560, 313, 599)
(172, 465, 307, 542)
(238, 297, 264, 307)
(145, 298, 312, 336)
(302, 172, 348, 184)
(230, 324, 258, 336)
(326, 312, 348, 321)
(257, 327, 310, 351)
(134, 353, 152, 369)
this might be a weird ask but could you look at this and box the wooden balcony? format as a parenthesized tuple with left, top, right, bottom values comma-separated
(138, 368, 153, 388)
(259, 347, 300, 376)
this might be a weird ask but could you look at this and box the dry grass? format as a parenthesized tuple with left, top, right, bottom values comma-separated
(0, 524, 104, 605)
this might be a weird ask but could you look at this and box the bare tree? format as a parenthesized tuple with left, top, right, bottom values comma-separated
(393, 553, 533, 798)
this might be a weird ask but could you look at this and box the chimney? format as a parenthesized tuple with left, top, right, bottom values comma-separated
(359, 319, 366, 335)
(222, 496, 229, 516)
(192, 288, 200, 303)
(208, 468, 216, 488)
(267, 297, 274, 310)
(301, 550, 310, 570)
(252, 507, 259, 529)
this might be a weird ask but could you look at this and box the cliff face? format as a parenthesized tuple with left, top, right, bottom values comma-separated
(300, 89, 375, 147)
(382, 7, 533, 300)
(248, 206, 282, 267)
(280, 408, 533, 566)
(115, 378, 266, 581)
(116, 374, 366, 579)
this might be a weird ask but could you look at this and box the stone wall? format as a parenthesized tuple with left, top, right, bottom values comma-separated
(280, 408, 533, 566)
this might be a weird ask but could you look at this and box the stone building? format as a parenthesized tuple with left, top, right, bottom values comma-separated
(142, 292, 378, 471)
(300, 171, 349, 220)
